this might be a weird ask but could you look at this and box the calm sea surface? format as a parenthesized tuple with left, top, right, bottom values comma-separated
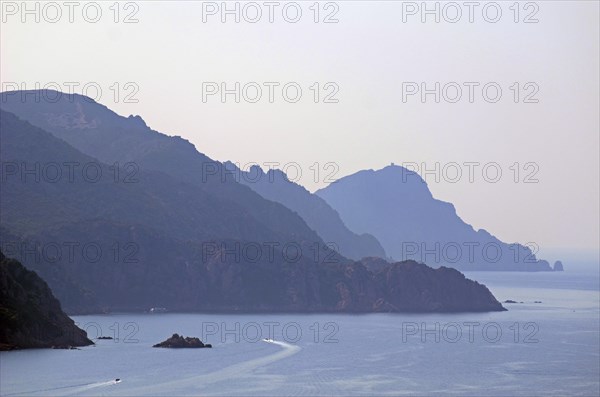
(1, 268, 599, 396)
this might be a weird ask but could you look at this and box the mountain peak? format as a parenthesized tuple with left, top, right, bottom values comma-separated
(127, 114, 147, 128)
(1, 89, 97, 104)
(317, 165, 553, 271)
(381, 163, 426, 182)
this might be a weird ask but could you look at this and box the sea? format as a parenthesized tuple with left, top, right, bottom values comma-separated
(1, 267, 599, 396)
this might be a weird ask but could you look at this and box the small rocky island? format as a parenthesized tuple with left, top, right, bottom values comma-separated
(153, 333, 212, 348)
(554, 261, 564, 271)
(0, 251, 93, 350)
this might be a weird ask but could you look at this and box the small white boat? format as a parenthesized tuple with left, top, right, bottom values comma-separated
(262, 338, 274, 342)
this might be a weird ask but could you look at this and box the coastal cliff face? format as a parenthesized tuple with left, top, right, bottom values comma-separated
(374, 261, 505, 312)
(0, 251, 93, 350)
(320, 260, 506, 313)
(0, 230, 506, 314)
(0, 100, 506, 315)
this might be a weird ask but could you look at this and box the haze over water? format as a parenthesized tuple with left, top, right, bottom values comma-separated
(1, 267, 598, 397)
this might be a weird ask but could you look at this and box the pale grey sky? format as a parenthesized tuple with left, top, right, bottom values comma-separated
(1, 1, 598, 259)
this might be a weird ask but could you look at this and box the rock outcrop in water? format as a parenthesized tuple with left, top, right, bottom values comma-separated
(553, 261, 564, 271)
(0, 251, 93, 350)
(153, 333, 212, 348)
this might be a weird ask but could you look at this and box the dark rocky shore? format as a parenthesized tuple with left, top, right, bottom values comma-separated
(0, 251, 93, 350)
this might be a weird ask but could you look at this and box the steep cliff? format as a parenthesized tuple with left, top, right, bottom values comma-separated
(0, 251, 93, 350)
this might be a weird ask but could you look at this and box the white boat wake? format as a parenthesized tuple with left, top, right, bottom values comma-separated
(63, 379, 120, 396)
(132, 339, 301, 395)
(3, 379, 120, 396)
(197, 339, 300, 383)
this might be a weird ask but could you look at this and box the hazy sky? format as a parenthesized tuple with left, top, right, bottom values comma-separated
(1, 1, 598, 260)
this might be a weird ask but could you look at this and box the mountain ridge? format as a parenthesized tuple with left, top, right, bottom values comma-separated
(223, 161, 387, 260)
(0, 97, 507, 313)
(316, 164, 555, 271)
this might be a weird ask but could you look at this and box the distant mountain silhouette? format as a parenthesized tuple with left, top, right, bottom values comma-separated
(0, 90, 326, 250)
(0, 107, 341, 311)
(223, 162, 386, 260)
(316, 165, 554, 271)
(0, 94, 506, 312)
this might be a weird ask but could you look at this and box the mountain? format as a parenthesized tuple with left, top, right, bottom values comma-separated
(0, 108, 340, 312)
(223, 162, 386, 260)
(0, 251, 93, 350)
(0, 107, 319, 246)
(0, 99, 506, 313)
(316, 165, 554, 271)
(0, 90, 331, 252)
(316, 258, 505, 312)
